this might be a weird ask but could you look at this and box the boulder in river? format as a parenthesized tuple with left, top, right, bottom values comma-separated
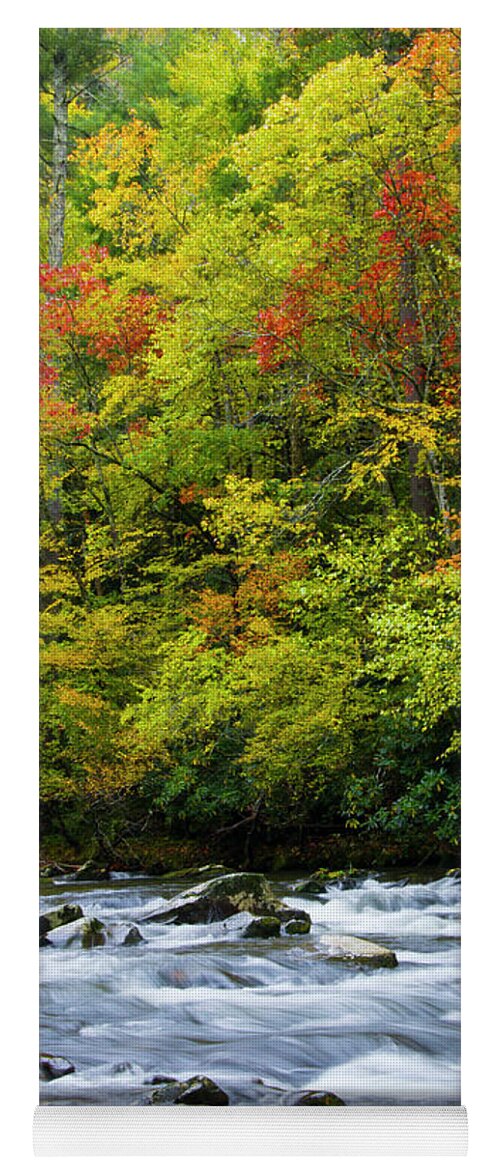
(40, 863, 70, 878)
(243, 908, 311, 938)
(318, 933, 397, 967)
(142, 872, 284, 925)
(293, 1090, 345, 1105)
(160, 864, 230, 882)
(149, 1076, 229, 1106)
(284, 917, 311, 935)
(175, 1076, 229, 1106)
(39, 904, 83, 939)
(122, 925, 144, 946)
(39, 1054, 75, 1081)
(295, 869, 359, 895)
(81, 917, 107, 948)
(243, 916, 281, 939)
(45, 915, 107, 948)
(69, 860, 110, 881)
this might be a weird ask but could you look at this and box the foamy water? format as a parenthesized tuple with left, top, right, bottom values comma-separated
(39, 871, 460, 1105)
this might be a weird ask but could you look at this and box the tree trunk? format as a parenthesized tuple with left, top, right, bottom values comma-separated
(399, 252, 435, 520)
(48, 48, 68, 268)
(289, 400, 304, 477)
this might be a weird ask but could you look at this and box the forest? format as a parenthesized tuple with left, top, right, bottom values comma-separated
(39, 27, 460, 875)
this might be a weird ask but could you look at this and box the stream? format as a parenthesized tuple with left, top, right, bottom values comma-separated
(40, 870, 460, 1106)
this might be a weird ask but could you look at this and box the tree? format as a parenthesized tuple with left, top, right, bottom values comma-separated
(39, 29, 460, 867)
(40, 29, 118, 265)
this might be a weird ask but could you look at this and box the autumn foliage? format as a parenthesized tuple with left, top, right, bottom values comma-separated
(39, 28, 460, 865)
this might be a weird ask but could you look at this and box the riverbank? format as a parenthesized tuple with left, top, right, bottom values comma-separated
(40, 826, 460, 879)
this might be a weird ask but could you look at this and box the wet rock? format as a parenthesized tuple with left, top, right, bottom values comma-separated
(284, 917, 311, 935)
(160, 864, 230, 882)
(122, 925, 144, 946)
(175, 1077, 229, 1106)
(144, 894, 237, 925)
(81, 917, 107, 948)
(149, 1076, 229, 1106)
(70, 860, 110, 881)
(295, 869, 359, 895)
(39, 1054, 75, 1081)
(39, 863, 69, 878)
(293, 1090, 345, 1106)
(145, 1075, 179, 1087)
(276, 908, 311, 926)
(39, 904, 83, 938)
(243, 916, 281, 939)
(294, 877, 327, 895)
(149, 1081, 182, 1104)
(45, 915, 107, 948)
(318, 933, 397, 967)
(142, 872, 283, 925)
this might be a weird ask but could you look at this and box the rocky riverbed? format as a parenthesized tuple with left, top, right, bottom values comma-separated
(39, 868, 460, 1106)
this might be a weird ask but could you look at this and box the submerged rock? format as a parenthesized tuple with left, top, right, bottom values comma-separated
(243, 916, 281, 939)
(318, 933, 397, 967)
(142, 872, 283, 925)
(149, 1076, 229, 1106)
(39, 904, 83, 939)
(39, 1054, 75, 1081)
(293, 1090, 345, 1106)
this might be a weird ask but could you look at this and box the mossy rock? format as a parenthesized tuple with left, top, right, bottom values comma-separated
(46, 915, 107, 948)
(144, 894, 240, 925)
(81, 917, 106, 948)
(149, 1076, 229, 1106)
(285, 917, 311, 935)
(201, 872, 281, 911)
(243, 916, 281, 939)
(149, 1080, 182, 1104)
(175, 1076, 229, 1106)
(143, 872, 283, 925)
(39, 904, 83, 938)
(294, 1090, 345, 1106)
(161, 864, 230, 882)
(295, 869, 360, 895)
(72, 860, 110, 881)
(294, 878, 328, 894)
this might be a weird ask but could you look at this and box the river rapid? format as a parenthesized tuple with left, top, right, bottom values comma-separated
(40, 870, 460, 1106)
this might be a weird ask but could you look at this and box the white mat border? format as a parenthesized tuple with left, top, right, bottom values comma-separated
(33, 1105, 468, 1156)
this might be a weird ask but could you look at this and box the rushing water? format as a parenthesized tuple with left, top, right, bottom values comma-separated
(39, 870, 460, 1106)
